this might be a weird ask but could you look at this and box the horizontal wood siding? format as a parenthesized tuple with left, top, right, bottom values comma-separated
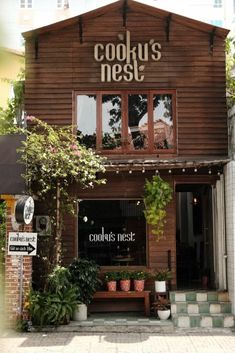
(25, 8, 228, 157)
(24, 3, 228, 289)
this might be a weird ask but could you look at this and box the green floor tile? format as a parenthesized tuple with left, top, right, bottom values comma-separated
(208, 293, 218, 302)
(186, 292, 196, 301)
(177, 303, 187, 313)
(212, 316, 223, 328)
(190, 316, 201, 327)
(199, 303, 210, 314)
(221, 303, 232, 313)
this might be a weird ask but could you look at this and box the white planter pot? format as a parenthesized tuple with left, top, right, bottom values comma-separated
(155, 280, 166, 292)
(73, 303, 87, 321)
(157, 309, 171, 320)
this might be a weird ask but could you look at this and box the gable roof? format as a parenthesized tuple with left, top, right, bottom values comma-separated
(22, 0, 229, 39)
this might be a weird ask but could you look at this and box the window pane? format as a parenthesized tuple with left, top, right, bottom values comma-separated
(214, 0, 222, 8)
(57, 0, 62, 8)
(77, 95, 96, 149)
(153, 94, 173, 149)
(20, 0, 26, 8)
(78, 200, 146, 266)
(102, 95, 122, 150)
(128, 94, 148, 150)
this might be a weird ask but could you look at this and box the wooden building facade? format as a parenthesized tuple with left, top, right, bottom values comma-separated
(23, 0, 229, 292)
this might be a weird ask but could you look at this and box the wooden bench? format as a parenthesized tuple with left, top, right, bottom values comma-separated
(92, 291, 151, 316)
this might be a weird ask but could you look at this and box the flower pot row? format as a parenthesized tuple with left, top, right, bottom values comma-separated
(104, 268, 172, 293)
(107, 278, 146, 292)
(104, 271, 149, 292)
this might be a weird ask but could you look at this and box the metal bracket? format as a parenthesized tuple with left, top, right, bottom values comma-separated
(79, 16, 83, 44)
(165, 14, 172, 42)
(123, 0, 128, 28)
(209, 27, 216, 55)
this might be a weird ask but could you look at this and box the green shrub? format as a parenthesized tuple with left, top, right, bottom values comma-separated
(68, 258, 100, 305)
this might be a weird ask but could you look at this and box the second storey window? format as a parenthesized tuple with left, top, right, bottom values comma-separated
(76, 90, 176, 154)
(213, 0, 222, 8)
(20, 0, 32, 8)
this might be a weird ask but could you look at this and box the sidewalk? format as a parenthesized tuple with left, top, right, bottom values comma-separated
(1, 329, 235, 353)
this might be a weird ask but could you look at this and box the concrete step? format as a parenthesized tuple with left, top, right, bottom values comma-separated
(171, 301, 232, 315)
(41, 320, 174, 333)
(172, 313, 234, 328)
(170, 291, 229, 303)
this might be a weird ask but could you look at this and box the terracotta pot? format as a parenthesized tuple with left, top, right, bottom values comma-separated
(134, 279, 145, 292)
(120, 279, 131, 291)
(107, 280, 117, 291)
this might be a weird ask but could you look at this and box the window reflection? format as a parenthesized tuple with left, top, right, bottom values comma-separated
(102, 95, 122, 150)
(78, 200, 146, 266)
(153, 94, 173, 149)
(77, 95, 96, 148)
(128, 94, 148, 150)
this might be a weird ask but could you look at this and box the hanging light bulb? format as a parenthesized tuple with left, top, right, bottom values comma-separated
(182, 168, 185, 173)
(208, 169, 212, 174)
(194, 168, 197, 173)
(155, 169, 159, 174)
(217, 171, 221, 176)
(168, 169, 172, 174)
(116, 168, 119, 174)
(129, 169, 132, 174)
(142, 167, 145, 173)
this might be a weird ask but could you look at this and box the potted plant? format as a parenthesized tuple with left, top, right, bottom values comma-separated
(153, 268, 172, 292)
(119, 271, 132, 291)
(155, 296, 171, 320)
(27, 266, 78, 327)
(68, 258, 100, 321)
(132, 271, 149, 292)
(104, 271, 119, 291)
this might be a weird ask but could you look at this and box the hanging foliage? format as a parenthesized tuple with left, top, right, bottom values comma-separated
(10, 116, 106, 267)
(143, 175, 172, 241)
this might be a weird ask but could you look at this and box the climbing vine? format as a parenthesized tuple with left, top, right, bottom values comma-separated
(10, 116, 106, 266)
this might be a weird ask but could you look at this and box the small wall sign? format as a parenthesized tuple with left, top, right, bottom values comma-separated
(94, 30, 161, 82)
(15, 196, 34, 225)
(8, 232, 37, 256)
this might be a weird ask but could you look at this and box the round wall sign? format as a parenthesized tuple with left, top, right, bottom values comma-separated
(15, 196, 35, 225)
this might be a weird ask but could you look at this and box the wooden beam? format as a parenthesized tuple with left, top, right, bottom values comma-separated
(165, 14, 172, 42)
(79, 16, 83, 44)
(34, 36, 38, 60)
(123, 0, 128, 28)
(209, 27, 216, 55)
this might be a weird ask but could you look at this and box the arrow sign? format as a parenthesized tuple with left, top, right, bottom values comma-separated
(8, 232, 37, 256)
(9, 243, 35, 255)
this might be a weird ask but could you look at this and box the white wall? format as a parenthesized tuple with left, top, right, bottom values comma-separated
(225, 161, 235, 313)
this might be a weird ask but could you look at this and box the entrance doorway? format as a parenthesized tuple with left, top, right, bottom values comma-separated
(176, 184, 214, 289)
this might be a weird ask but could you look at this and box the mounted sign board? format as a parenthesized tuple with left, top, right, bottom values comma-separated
(8, 232, 37, 256)
(15, 196, 35, 225)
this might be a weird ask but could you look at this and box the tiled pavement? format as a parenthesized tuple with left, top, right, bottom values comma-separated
(1, 329, 235, 353)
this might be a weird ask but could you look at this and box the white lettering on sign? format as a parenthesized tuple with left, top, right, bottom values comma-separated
(89, 227, 135, 242)
(94, 30, 161, 82)
(8, 232, 37, 256)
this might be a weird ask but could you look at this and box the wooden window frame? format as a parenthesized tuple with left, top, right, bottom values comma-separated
(73, 89, 177, 156)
